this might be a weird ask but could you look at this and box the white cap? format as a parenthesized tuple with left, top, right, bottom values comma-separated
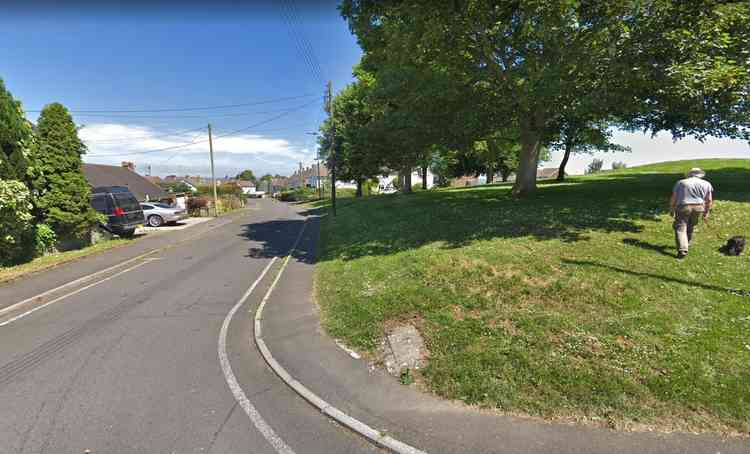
(687, 168, 705, 178)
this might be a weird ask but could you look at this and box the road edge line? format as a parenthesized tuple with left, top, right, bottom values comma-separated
(253, 218, 428, 454)
(0, 217, 234, 322)
(219, 256, 296, 454)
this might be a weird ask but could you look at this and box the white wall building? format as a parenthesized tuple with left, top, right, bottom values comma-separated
(377, 169, 436, 193)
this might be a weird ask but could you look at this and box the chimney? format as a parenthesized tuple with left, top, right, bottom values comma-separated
(121, 161, 135, 172)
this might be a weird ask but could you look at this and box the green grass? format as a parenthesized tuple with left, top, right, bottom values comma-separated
(313, 159, 750, 435)
(0, 238, 134, 284)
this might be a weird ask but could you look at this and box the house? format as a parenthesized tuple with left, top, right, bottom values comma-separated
(82, 162, 170, 202)
(144, 175, 162, 185)
(236, 180, 264, 197)
(537, 168, 561, 180)
(377, 168, 436, 192)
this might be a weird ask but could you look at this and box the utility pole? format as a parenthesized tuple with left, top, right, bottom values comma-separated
(326, 81, 336, 216)
(317, 159, 322, 199)
(299, 162, 304, 189)
(208, 124, 219, 217)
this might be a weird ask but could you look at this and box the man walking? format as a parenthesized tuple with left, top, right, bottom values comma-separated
(670, 168, 714, 259)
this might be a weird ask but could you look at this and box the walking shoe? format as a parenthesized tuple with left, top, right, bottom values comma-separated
(677, 251, 687, 259)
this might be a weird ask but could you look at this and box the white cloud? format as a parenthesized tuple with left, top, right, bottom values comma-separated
(79, 123, 316, 176)
(547, 130, 750, 175)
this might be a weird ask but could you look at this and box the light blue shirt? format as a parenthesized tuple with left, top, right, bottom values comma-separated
(673, 177, 713, 205)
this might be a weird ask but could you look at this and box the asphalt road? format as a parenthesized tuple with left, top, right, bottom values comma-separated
(0, 200, 376, 454)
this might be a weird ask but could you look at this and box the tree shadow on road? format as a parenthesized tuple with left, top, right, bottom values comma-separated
(237, 217, 318, 265)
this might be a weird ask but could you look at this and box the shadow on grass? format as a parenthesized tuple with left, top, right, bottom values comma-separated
(562, 259, 749, 296)
(622, 238, 676, 258)
(294, 166, 750, 262)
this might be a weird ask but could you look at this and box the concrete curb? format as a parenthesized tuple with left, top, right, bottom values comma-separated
(252, 218, 428, 454)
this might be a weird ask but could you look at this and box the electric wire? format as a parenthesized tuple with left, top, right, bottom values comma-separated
(86, 98, 320, 158)
(27, 93, 317, 113)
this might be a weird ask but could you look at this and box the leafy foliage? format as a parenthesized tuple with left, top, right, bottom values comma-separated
(0, 78, 32, 181)
(27, 103, 99, 239)
(586, 158, 605, 175)
(0, 180, 35, 265)
(340, 0, 750, 196)
(236, 169, 256, 182)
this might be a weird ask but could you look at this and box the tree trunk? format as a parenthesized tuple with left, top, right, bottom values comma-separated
(501, 172, 509, 182)
(486, 164, 494, 184)
(512, 123, 543, 197)
(401, 168, 412, 193)
(421, 166, 427, 190)
(556, 140, 573, 182)
(355, 178, 363, 197)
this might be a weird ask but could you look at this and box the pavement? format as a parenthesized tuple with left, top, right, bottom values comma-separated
(0, 198, 746, 454)
(135, 216, 212, 234)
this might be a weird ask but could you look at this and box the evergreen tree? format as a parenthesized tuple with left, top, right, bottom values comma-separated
(0, 78, 31, 181)
(28, 103, 98, 239)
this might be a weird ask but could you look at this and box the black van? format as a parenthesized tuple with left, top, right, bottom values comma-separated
(90, 186, 145, 238)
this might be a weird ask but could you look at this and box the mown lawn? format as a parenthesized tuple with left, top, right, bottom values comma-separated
(313, 159, 750, 435)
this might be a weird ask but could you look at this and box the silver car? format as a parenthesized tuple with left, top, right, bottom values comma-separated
(140, 202, 188, 227)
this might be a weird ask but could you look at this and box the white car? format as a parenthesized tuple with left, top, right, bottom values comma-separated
(140, 202, 188, 227)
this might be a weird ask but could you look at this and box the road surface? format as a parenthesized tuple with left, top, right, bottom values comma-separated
(0, 199, 376, 454)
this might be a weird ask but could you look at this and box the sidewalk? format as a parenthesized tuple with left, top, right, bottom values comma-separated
(259, 210, 748, 454)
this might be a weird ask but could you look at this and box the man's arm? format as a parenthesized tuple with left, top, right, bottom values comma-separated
(670, 192, 677, 216)
(703, 190, 713, 219)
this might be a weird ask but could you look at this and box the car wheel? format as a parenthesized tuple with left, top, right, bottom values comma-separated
(148, 215, 164, 227)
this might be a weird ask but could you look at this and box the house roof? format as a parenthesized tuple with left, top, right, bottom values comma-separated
(236, 180, 255, 188)
(82, 163, 170, 202)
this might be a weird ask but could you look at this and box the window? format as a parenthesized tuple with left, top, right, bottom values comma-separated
(91, 195, 108, 214)
(141, 204, 154, 210)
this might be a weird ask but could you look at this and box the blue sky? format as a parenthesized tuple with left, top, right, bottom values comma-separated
(1, 2, 747, 178)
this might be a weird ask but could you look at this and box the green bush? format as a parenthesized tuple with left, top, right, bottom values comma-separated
(0, 180, 35, 265)
(34, 223, 57, 256)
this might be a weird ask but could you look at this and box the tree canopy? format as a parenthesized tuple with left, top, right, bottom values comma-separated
(236, 169, 256, 182)
(340, 0, 750, 196)
(0, 78, 32, 181)
(28, 103, 99, 239)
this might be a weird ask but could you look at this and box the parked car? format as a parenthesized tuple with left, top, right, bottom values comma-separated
(140, 202, 188, 227)
(90, 186, 145, 238)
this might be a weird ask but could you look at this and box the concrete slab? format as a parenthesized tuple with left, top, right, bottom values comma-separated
(384, 324, 426, 376)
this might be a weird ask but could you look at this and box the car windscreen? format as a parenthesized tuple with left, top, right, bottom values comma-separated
(113, 193, 141, 212)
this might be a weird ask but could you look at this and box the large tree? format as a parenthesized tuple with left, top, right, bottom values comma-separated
(319, 70, 384, 197)
(551, 120, 629, 182)
(0, 78, 31, 181)
(28, 103, 99, 240)
(341, 0, 750, 196)
(236, 169, 256, 182)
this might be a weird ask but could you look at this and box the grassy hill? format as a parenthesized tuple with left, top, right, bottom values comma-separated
(313, 159, 749, 435)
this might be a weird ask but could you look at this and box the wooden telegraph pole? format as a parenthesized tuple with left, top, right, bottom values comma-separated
(208, 124, 219, 217)
(326, 81, 336, 216)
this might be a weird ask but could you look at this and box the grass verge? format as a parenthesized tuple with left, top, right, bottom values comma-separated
(0, 238, 135, 284)
(314, 159, 750, 435)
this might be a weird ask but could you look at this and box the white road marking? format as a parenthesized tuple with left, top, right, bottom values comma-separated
(0, 217, 235, 325)
(218, 256, 296, 454)
(0, 260, 151, 327)
(253, 219, 427, 454)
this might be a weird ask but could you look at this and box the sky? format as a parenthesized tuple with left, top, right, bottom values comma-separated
(1, 1, 747, 178)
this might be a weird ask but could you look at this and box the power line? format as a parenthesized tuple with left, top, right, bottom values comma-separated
(82, 125, 207, 143)
(86, 98, 320, 158)
(280, 0, 325, 85)
(69, 105, 313, 119)
(27, 93, 318, 113)
(285, 0, 326, 83)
